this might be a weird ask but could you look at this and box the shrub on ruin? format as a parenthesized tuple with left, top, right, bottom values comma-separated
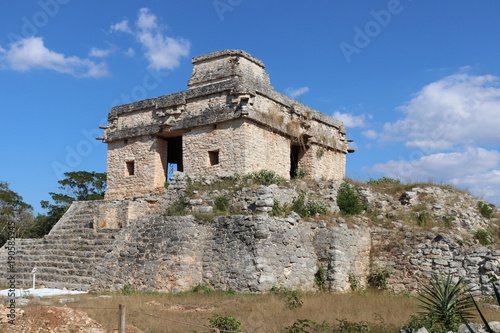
(367, 265, 391, 290)
(271, 199, 292, 217)
(208, 313, 242, 332)
(214, 195, 230, 214)
(165, 199, 187, 216)
(244, 169, 284, 186)
(367, 177, 401, 185)
(336, 183, 364, 216)
(294, 168, 309, 179)
(314, 264, 327, 291)
(292, 192, 328, 218)
(474, 228, 493, 245)
(478, 201, 495, 219)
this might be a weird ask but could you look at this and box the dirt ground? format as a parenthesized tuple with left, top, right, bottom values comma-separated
(0, 304, 144, 333)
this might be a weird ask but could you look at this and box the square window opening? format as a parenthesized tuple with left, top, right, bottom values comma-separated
(126, 161, 135, 176)
(208, 150, 219, 166)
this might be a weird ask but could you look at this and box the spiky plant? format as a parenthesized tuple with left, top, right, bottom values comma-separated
(417, 273, 475, 331)
(461, 283, 500, 333)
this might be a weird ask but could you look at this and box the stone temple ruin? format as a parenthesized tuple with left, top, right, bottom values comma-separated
(1, 51, 500, 296)
(101, 50, 353, 200)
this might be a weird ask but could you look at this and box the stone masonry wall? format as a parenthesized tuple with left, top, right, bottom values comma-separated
(243, 121, 291, 179)
(371, 229, 500, 295)
(93, 214, 321, 293)
(106, 136, 168, 199)
(182, 119, 247, 175)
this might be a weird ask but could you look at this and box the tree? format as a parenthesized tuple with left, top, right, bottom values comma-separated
(35, 171, 107, 237)
(0, 181, 35, 246)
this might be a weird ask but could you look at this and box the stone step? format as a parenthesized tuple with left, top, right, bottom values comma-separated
(4, 254, 102, 265)
(0, 249, 103, 259)
(45, 233, 116, 241)
(11, 264, 96, 276)
(13, 280, 92, 291)
(35, 238, 115, 246)
(0, 263, 98, 274)
(9, 274, 94, 289)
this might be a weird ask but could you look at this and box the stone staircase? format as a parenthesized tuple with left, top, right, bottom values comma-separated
(0, 201, 121, 291)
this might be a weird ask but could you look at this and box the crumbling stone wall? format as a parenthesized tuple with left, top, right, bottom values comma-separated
(106, 136, 167, 199)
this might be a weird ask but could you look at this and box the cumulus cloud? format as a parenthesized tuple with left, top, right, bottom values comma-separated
(110, 8, 190, 71)
(110, 20, 132, 34)
(125, 48, 135, 57)
(381, 73, 500, 151)
(366, 147, 500, 203)
(89, 47, 114, 58)
(332, 111, 369, 128)
(0, 37, 108, 78)
(285, 87, 309, 99)
(362, 129, 378, 140)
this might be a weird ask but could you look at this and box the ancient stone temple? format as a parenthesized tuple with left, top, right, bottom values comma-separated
(99, 50, 353, 199)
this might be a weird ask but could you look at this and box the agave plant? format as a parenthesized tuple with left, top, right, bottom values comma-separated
(417, 273, 475, 330)
(461, 282, 500, 333)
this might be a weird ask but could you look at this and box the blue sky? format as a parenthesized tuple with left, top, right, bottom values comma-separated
(1, 0, 500, 213)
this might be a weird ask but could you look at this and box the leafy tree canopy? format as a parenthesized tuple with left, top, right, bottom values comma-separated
(0, 181, 35, 246)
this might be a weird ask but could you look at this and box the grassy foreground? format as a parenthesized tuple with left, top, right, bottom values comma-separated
(21, 289, 497, 332)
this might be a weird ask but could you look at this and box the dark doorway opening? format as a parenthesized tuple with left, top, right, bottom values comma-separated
(164, 136, 183, 180)
(290, 144, 301, 178)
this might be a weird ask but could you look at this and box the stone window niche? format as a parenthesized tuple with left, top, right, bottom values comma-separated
(208, 150, 219, 166)
(126, 161, 135, 176)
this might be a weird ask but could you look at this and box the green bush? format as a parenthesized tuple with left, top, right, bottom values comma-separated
(270, 283, 303, 309)
(416, 211, 432, 226)
(271, 199, 292, 217)
(214, 195, 230, 213)
(284, 319, 331, 333)
(244, 169, 284, 186)
(208, 313, 242, 332)
(337, 183, 364, 216)
(367, 266, 391, 290)
(294, 168, 309, 179)
(348, 273, 361, 291)
(121, 283, 133, 296)
(415, 273, 474, 332)
(314, 264, 327, 291)
(292, 192, 328, 218)
(478, 201, 495, 219)
(335, 318, 369, 332)
(165, 199, 187, 216)
(367, 177, 401, 185)
(474, 228, 492, 245)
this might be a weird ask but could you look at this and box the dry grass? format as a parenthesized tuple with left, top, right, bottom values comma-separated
(18, 290, 500, 332)
(18, 291, 420, 332)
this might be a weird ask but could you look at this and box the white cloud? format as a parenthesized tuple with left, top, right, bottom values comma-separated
(0, 46, 5, 53)
(110, 8, 190, 71)
(125, 48, 135, 57)
(332, 111, 369, 128)
(362, 129, 378, 140)
(381, 73, 500, 151)
(1, 37, 108, 78)
(137, 8, 158, 30)
(366, 147, 500, 204)
(89, 47, 113, 58)
(110, 20, 132, 34)
(285, 87, 309, 99)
